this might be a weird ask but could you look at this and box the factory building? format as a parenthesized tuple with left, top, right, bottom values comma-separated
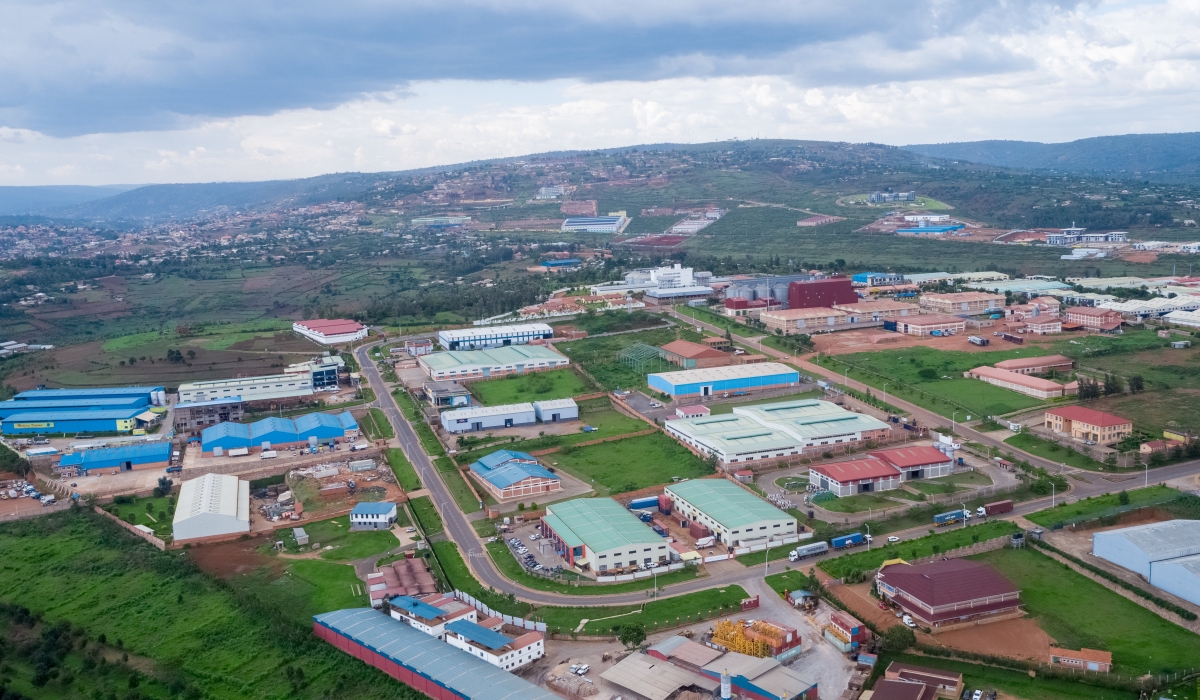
(541, 498, 668, 572)
(531, 398, 577, 423)
(437, 324, 554, 351)
(659, 340, 731, 369)
(468, 450, 561, 501)
(418, 346, 570, 381)
(291, 319, 368, 345)
(178, 373, 314, 404)
(173, 397, 245, 432)
(589, 264, 716, 296)
(809, 458, 902, 497)
(12, 386, 166, 405)
(876, 560, 1023, 632)
(314, 608, 558, 700)
(918, 292, 1006, 316)
(172, 473, 250, 543)
(0, 396, 151, 420)
(664, 479, 796, 547)
(57, 442, 172, 475)
(642, 284, 714, 306)
(1092, 520, 1200, 606)
(852, 272, 905, 287)
(870, 446, 954, 480)
(444, 620, 545, 671)
(891, 313, 967, 336)
(440, 404, 536, 434)
(760, 307, 852, 334)
(2, 407, 160, 435)
(199, 411, 358, 455)
(663, 399, 891, 467)
(831, 299, 920, 320)
(286, 355, 344, 389)
(561, 215, 625, 233)
(647, 363, 799, 399)
(965, 366, 1078, 400)
(700, 652, 818, 700)
(1, 386, 167, 435)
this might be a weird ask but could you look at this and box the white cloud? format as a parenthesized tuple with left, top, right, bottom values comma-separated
(1, 0, 1199, 184)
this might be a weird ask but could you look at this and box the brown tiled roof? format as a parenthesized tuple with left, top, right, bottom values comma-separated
(1053, 648, 1112, 664)
(869, 446, 952, 469)
(870, 679, 936, 700)
(1045, 405, 1130, 428)
(660, 340, 727, 360)
(878, 559, 1018, 607)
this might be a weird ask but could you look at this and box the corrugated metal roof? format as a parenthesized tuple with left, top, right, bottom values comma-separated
(314, 608, 558, 700)
(421, 345, 568, 372)
(666, 479, 793, 530)
(3, 408, 146, 422)
(14, 387, 161, 400)
(1099, 520, 1200, 561)
(648, 362, 797, 387)
(542, 498, 660, 553)
(531, 398, 577, 410)
(58, 441, 171, 467)
(445, 619, 514, 650)
(351, 502, 396, 516)
(390, 595, 448, 620)
(470, 452, 557, 489)
(441, 403, 534, 420)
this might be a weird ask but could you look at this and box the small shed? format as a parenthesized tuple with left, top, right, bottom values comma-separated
(294, 527, 309, 546)
(532, 398, 578, 423)
(350, 502, 398, 530)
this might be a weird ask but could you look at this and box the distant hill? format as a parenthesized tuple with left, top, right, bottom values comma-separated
(0, 184, 140, 216)
(902, 133, 1200, 179)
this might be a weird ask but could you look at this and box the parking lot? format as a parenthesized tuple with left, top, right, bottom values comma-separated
(498, 520, 567, 576)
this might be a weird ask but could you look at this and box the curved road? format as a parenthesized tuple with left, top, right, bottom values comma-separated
(356, 327, 1200, 606)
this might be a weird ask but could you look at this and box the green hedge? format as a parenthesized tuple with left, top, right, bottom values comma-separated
(1030, 539, 1198, 621)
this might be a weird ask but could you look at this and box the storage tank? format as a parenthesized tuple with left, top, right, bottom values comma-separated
(755, 283, 771, 301)
(726, 284, 750, 300)
(154, 390, 167, 406)
(773, 283, 789, 302)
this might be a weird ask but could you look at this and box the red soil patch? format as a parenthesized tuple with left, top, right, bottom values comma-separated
(188, 538, 284, 579)
(927, 617, 1054, 664)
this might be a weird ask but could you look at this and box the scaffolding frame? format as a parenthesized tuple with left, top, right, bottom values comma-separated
(617, 342, 668, 374)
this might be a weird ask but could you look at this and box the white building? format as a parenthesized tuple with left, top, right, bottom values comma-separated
(444, 620, 545, 671)
(532, 398, 578, 423)
(1133, 241, 1169, 250)
(903, 214, 950, 222)
(172, 473, 250, 542)
(1164, 310, 1200, 328)
(387, 593, 477, 640)
(1093, 520, 1200, 606)
(588, 264, 716, 296)
(438, 323, 553, 350)
(1180, 243, 1200, 254)
(440, 403, 536, 433)
(292, 319, 368, 345)
(541, 498, 669, 572)
(178, 373, 314, 403)
(664, 479, 797, 548)
(350, 502, 398, 530)
(561, 216, 625, 233)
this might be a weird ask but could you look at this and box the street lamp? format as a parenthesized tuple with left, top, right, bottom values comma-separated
(865, 523, 871, 551)
(960, 502, 967, 529)
(951, 410, 960, 436)
(765, 542, 772, 575)
(1051, 482, 1056, 508)
(882, 382, 889, 407)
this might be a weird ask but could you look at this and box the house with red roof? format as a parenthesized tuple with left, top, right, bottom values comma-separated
(869, 446, 954, 480)
(292, 319, 368, 345)
(809, 458, 901, 497)
(1044, 406, 1133, 445)
(876, 559, 1023, 632)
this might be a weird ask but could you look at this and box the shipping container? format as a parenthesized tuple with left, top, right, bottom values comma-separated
(657, 494, 672, 515)
(998, 332, 1024, 345)
(629, 496, 659, 510)
(983, 500, 1014, 516)
(968, 336, 990, 346)
(260, 450, 278, 459)
(688, 521, 710, 538)
(227, 447, 250, 457)
(789, 541, 830, 561)
(934, 509, 966, 526)
(831, 533, 865, 549)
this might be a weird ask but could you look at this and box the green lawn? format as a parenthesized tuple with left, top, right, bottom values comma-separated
(709, 389, 823, 414)
(820, 521, 1020, 579)
(434, 456, 483, 512)
(386, 447, 421, 491)
(818, 493, 902, 513)
(275, 515, 400, 561)
(929, 470, 994, 486)
(878, 653, 1134, 700)
(367, 407, 394, 438)
(412, 420, 446, 457)
(453, 407, 648, 465)
(672, 305, 759, 337)
(430, 541, 531, 617)
(546, 432, 713, 496)
(0, 509, 423, 700)
(536, 585, 751, 636)
(484, 541, 699, 594)
(1026, 485, 1181, 528)
(469, 368, 594, 405)
(973, 547, 1200, 674)
(1004, 432, 1110, 470)
(104, 495, 175, 538)
(557, 327, 703, 391)
(391, 388, 423, 422)
(906, 480, 963, 496)
(775, 475, 809, 490)
(409, 496, 443, 536)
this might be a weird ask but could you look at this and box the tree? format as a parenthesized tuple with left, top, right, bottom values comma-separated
(705, 449, 720, 472)
(618, 623, 647, 649)
(882, 624, 916, 652)
(1128, 375, 1145, 393)
(1103, 373, 1123, 396)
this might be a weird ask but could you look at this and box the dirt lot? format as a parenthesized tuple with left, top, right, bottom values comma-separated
(188, 537, 285, 578)
(809, 320, 1060, 356)
(927, 617, 1054, 663)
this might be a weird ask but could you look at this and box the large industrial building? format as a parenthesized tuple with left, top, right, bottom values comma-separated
(561, 215, 625, 233)
(664, 479, 797, 548)
(647, 363, 800, 399)
(699, 652, 818, 700)
(199, 411, 358, 455)
(172, 473, 250, 542)
(788, 277, 859, 309)
(918, 292, 1006, 316)
(440, 404, 535, 434)
(0, 385, 166, 435)
(178, 373, 313, 403)
(890, 313, 967, 336)
(292, 319, 368, 345)
(437, 324, 554, 351)
(663, 399, 891, 466)
(810, 458, 903, 496)
(876, 560, 1023, 632)
(314, 608, 558, 700)
(1093, 520, 1200, 606)
(57, 442, 172, 475)
(965, 366, 1078, 400)
(418, 346, 570, 381)
(173, 397, 245, 432)
(541, 498, 668, 573)
(531, 398, 577, 423)
(760, 307, 852, 334)
(869, 446, 954, 480)
(468, 450, 561, 501)
(1044, 406, 1132, 445)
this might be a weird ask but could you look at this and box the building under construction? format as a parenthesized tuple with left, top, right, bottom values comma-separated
(710, 619, 802, 660)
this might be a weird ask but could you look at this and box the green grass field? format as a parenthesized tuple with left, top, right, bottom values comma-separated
(905, 481, 964, 495)
(0, 509, 422, 700)
(430, 541, 531, 618)
(1026, 485, 1181, 527)
(877, 653, 1134, 700)
(1004, 432, 1109, 470)
(972, 547, 1200, 674)
(546, 432, 713, 496)
(409, 496, 443, 536)
(359, 407, 395, 440)
(672, 305, 759, 337)
(819, 521, 1019, 579)
(434, 456, 484, 512)
(386, 447, 421, 491)
(557, 327, 702, 390)
(469, 368, 595, 405)
(274, 515, 400, 561)
(104, 495, 175, 538)
(453, 407, 648, 465)
(536, 585, 751, 636)
(817, 493, 902, 513)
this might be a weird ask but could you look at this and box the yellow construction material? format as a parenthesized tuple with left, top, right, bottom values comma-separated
(712, 619, 770, 658)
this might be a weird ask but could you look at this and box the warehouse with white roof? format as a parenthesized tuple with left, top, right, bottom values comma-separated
(663, 399, 892, 466)
(1093, 519, 1200, 606)
(440, 403, 536, 434)
(437, 323, 553, 350)
(172, 473, 250, 542)
(665, 478, 796, 547)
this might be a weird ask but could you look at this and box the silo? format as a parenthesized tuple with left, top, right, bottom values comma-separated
(727, 284, 750, 300)
(773, 283, 789, 302)
(755, 283, 771, 301)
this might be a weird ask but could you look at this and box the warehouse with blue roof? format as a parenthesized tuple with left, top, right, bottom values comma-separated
(468, 450, 561, 501)
(200, 411, 358, 455)
(0, 397, 150, 419)
(0, 385, 166, 435)
(648, 362, 800, 399)
(57, 442, 172, 475)
(14, 386, 166, 405)
(2, 408, 160, 435)
(313, 608, 557, 699)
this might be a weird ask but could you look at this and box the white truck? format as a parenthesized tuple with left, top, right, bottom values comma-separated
(40, 495, 56, 506)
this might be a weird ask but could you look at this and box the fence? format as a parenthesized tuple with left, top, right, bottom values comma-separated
(595, 562, 688, 582)
(93, 505, 167, 550)
(453, 590, 548, 632)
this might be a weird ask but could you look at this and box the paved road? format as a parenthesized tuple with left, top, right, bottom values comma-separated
(356, 327, 1200, 606)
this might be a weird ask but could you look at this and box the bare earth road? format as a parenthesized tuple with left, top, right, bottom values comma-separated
(356, 327, 1200, 605)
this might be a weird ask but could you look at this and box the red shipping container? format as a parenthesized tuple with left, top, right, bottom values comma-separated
(688, 521, 710, 538)
(658, 494, 672, 515)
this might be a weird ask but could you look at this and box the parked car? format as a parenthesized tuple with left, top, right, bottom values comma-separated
(529, 533, 539, 540)
(165, 466, 182, 473)
(972, 691, 983, 700)
(887, 536, 900, 543)
(903, 615, 917, 629)
(575, 664, 590, 675)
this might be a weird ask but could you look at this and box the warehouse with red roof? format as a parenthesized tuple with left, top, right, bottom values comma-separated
(876, 560, 1023, 632)
(809, 458, 902, 497)
(869, 446, 954, 480)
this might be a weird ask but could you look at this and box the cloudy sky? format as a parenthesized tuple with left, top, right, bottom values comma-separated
(2, 0, 1198, 185)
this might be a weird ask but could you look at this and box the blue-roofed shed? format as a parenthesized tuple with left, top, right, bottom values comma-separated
(295, 412, 351, 441)
(0, 397, 149, 419)
(200, 421, 252, 451)
(350, 501, 397, 530)
(444, 620, 514, 651)
(14, 386, 163, 403)
(200, 410, 359, 454)
(468, 450, 560, 501)
(58, 442, 171, 473)
(250, 416, 299, 448)
(1, 408, 150, 435)
(313, 608, 557, 700)
(388, 595, 448, 622)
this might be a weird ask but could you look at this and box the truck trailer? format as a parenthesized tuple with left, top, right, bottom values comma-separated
(831, 533, 865, 550)
(977, 500, 1014, 517)
(789, 541, 830, 561)
(934, 509, 968, 526)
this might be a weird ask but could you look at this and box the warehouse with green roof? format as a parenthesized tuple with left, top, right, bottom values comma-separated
(417, 345, 569, 381)
(540, 498, 668, 574)
(665, 479, 796, 548)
